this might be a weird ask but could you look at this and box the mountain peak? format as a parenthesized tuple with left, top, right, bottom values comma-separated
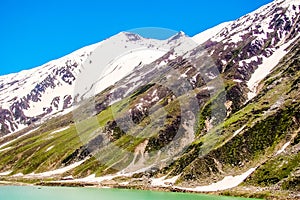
(118, 32, 143, 41)
(168, 31, 187, 41)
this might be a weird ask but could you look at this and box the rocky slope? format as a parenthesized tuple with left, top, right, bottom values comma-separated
(0, 0, 300, 199)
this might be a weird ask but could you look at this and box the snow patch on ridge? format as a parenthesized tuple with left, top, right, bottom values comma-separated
(176, 168, 256, 192)
(25, 159, 86, 178)
(151, 175, 181, 187)
(233, 125, 246, 137)
(50, 126, 70, 135)
(0, 171, 12, 176)
(94, 49, 166, 95)
(192, 21, 232, 44)
(247, 37, 297, 101)
(46, 145, 54, 152)
(276, 142, 291, 155)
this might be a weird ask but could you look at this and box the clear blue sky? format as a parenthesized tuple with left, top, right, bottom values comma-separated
(0, 0, 272, 76)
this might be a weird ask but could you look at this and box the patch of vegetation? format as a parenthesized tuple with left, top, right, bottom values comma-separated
(131, 83, 155, 99)
(162, 141, 204, 176)
(177, 101, 299, 182)
(282, 176, 300, 191)
(246, 148, 300, 187)
(195, 89, 227, 136)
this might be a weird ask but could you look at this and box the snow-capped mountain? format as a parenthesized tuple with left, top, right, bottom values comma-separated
(0, 43, 97, 134)
(0, 0, 300, 198)
(0, 31, 196, 135)
(199, 0, 300, 103)
(0, 0, 299, 135)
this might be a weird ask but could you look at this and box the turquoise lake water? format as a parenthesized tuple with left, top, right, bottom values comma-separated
(0, 186, 256, 200)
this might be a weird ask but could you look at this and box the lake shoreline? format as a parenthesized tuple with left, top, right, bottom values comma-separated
(1, 179, 299, 200)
